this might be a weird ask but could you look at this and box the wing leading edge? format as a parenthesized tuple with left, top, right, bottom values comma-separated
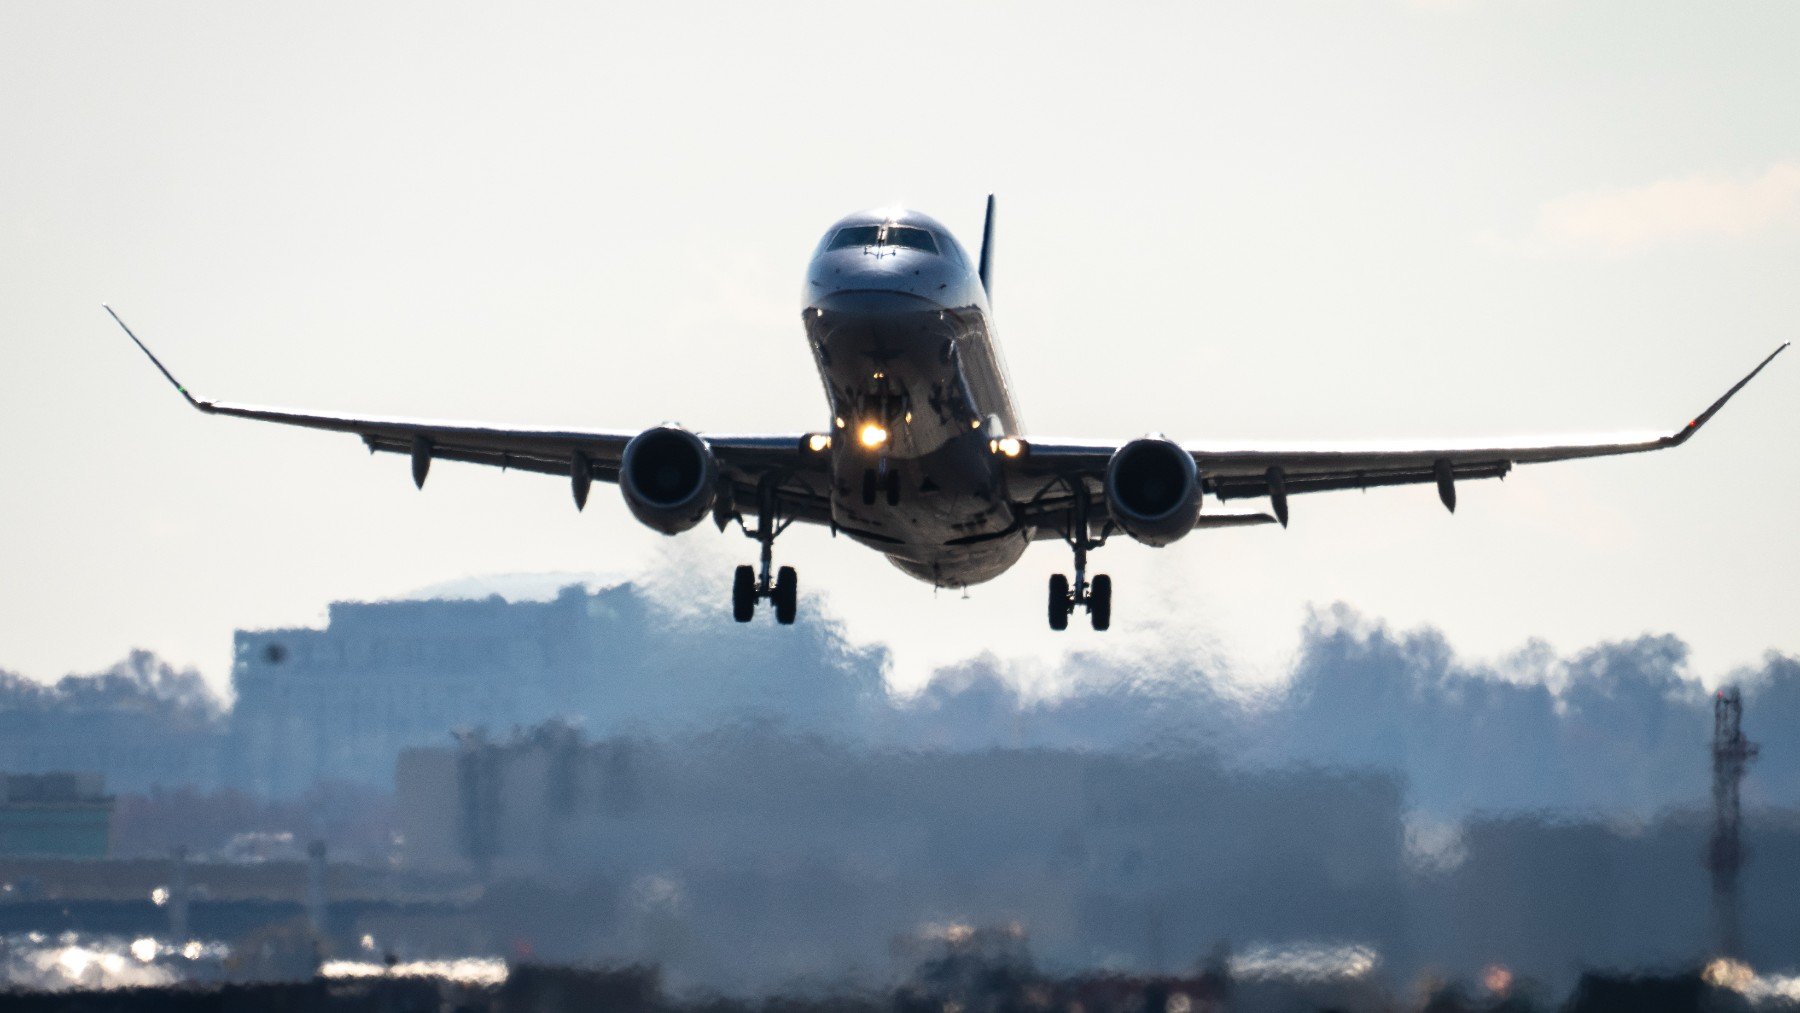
(1010, 343, 1788, 527)
(105, 307, 833, 524)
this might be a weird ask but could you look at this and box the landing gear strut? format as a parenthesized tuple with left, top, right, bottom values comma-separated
(732, 476, 799, 625)
(1046, 483, 1111, 632)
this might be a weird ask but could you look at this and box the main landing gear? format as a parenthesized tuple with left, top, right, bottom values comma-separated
(1046, 484, 1112, 632)
(731, 476, 799, 625)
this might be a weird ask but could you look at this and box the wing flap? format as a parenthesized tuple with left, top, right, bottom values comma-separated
(1209, 460, 1512, 501)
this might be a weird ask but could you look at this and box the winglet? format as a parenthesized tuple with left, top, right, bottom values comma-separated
(103, 305, 208, 411)
(1671, 342, 1788, 446)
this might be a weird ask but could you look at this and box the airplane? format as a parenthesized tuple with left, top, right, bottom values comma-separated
(109, 198, 1787, 631)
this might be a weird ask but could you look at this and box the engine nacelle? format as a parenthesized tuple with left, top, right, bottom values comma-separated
(619, 425, 718, 535)
(1104, 437, 1201, 547)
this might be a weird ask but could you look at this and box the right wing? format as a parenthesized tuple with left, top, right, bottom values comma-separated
(1008, 343, 1787, 528)
(106, 307, 835, 526)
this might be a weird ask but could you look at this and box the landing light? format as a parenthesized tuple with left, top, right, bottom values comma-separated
(859, 423, 889, 448)
(807, 433, 831, 452)
(990, 437, 1023, 458)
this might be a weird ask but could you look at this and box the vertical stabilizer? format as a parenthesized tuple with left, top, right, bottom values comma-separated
(978, 194, 996, 299)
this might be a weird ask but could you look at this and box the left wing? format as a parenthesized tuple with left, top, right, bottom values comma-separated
(1008, 343, 1787, 528)
(106, 307, 833, 525)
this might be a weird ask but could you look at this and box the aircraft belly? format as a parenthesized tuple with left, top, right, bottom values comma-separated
(827, 434, 1025, 588)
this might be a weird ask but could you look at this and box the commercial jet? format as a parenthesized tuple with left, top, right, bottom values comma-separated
(110, 198, 1787, 630)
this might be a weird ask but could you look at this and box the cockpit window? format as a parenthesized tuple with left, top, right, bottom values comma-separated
(827, 226, 883, 250)
(885, 226, 938, 253)
(826, 224, 939, 254)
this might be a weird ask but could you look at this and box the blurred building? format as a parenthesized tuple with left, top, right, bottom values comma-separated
(230, 583, 884, 796)
(0, 772, 113, 858)
(1412, 807, 1800, 979)
(395, 722, 1409, 977)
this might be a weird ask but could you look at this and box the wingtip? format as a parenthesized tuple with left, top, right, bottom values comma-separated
(1677, 341, 1789, 442)
(1756, 341, 1787, 373)
(105, 306, 204, 409)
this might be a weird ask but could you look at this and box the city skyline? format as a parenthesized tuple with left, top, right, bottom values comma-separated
(2, 1, 1796, 694)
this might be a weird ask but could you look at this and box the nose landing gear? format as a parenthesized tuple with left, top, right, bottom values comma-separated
(731, 476, 800, 625)
(860, 463, 902, 507)
(1046, 482, 1112, 632)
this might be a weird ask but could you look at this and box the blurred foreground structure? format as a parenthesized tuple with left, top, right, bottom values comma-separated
(0, 772, 112, 859)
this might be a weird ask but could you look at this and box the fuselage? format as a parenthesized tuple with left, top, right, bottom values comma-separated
(801, 208, 1026, 587)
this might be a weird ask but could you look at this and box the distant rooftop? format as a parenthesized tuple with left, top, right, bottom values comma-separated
(1, 771, 108, 805)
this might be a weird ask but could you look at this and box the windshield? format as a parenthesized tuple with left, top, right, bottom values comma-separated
(826, 224, 939, 254)
(883, 226, 938, 253)
(827, 225, 882, 250)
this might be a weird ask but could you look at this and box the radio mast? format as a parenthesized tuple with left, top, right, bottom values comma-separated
(1706, 687, 1757, 958)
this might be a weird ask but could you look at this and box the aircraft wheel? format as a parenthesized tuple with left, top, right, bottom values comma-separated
(732, 565, 756, 623)
(774, 566, 798, 625)
(1089, 574, 1112, 632)
(861, 469, 878, 506)
(885, 470, 901, 506)
(1048, 574, 1070, 631)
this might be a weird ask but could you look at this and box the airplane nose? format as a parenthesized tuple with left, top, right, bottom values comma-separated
(807, 249, 954, 308)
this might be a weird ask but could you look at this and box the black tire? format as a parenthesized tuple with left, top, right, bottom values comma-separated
(774, 566, 798, 625)
(731, 565, 756, 623)
(1089, 574, 1112, 632)
(1048, 573, 1070, 631)
(885, 469, 901, 506)
(861, 469, 877, 506)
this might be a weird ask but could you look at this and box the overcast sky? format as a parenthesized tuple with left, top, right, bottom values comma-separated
(2, 1, 1795, 696)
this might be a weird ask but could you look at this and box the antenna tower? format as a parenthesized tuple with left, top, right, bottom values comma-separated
(1706, 687, 1757, 958)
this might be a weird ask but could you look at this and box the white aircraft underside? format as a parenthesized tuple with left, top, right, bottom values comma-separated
(109, 198, 1787, 630)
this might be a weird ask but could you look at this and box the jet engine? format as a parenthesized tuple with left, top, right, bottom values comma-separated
(1104, 437, 1201, 546)
(620, 425, 718, 534)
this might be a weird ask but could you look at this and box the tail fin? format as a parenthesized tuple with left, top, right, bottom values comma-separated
(977, 194, 996, 299)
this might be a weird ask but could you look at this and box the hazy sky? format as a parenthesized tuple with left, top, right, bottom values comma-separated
(2, 1, 1796, 696)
